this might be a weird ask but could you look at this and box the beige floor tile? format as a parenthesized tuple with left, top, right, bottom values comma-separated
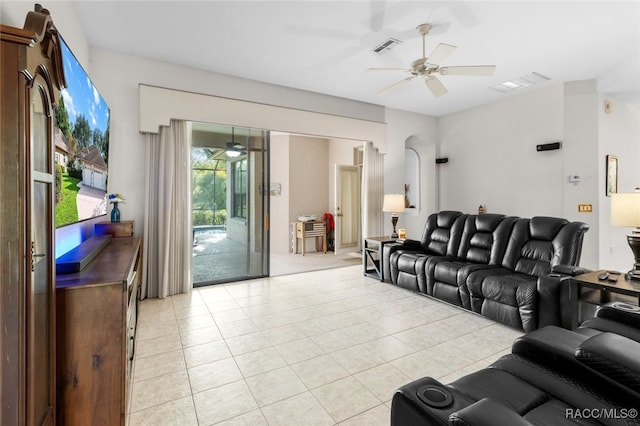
(358, 335, 417, 362)
(128, 396, 197, 426)
(260, 323, 307, 345)
(312, 376, 380, 423)
(129, 370, 192, 413)
(173, 303, 211, 320)
(133, 349, 185, 382)
(274, 337, 326, 364)
(183, 340, 232, 367)
(213, 307, 250, 325)
(311, 328, 357, 353)
(179, 325, 224, 348)
(192, 380, 258, 425)
(233, 347, 287, 378)
(224, 331, 270, 356)
(135, 333, 182, 359)
(213, 409, 268, 426)
(187, 357, 243, 393)
(389, 349, 453, 382)
(245, 366, 308, 406)
(129, 265, 527, 426)
(217, 318, 260, 339)
(339, 404, 391, 426)
(290, 354, 350, 389)
(330, 345, 386, 374)
(353, 363, 410, 403)
(177, 313, 216, 332)
(260, 392, 335, 426)
(135, 320, 179, 342)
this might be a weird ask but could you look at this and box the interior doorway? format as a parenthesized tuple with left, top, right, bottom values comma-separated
(191, 123, 269, 285)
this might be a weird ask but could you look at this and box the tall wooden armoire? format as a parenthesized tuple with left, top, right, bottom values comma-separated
(1, 6, 65, 426)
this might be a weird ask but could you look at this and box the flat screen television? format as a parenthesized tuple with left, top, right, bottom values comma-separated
(54, 36, 110, 229)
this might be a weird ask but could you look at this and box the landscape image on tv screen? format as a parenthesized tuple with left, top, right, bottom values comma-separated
(54, 37, 110, 228)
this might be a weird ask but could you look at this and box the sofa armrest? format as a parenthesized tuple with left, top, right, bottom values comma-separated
(551, 264, 591, 276)
(537, 266, 592, 329)
(576, 332, 640, 393)
(401, 238, 423, 249)
(595, 301, 640, 329)
(449, 398, 534, 426)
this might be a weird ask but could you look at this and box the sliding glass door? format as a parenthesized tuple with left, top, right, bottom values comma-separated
(191, 123, 269, 285)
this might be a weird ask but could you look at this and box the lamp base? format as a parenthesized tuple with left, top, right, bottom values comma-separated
(627, 232, 640, 281)
(391, 215, 399, 239)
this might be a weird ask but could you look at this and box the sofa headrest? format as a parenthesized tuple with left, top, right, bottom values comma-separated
(475, 214, 506, 232)
(436, 211, 463, 228)
(529, 217, 568, 240)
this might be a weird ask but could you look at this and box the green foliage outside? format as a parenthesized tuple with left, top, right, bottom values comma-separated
(55, 174, 81, 227)
(55, 164, 63, 203)
(192, 148, 228, 227)
(193, 209, 227, 226)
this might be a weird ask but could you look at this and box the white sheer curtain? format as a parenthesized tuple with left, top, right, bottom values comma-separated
(141, 120, 192, 299)
(362, 141, 384, 238)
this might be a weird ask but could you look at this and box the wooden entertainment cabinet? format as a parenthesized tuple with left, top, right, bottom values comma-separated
(55, 236, 142, 425)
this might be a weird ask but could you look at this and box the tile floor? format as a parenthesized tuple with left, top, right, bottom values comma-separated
(128, 265, 523, 425)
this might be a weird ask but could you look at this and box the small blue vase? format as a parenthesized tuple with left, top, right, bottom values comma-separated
(111, 202, 121, 223)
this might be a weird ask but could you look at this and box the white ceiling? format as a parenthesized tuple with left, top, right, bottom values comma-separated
(74, 1, 640, 117)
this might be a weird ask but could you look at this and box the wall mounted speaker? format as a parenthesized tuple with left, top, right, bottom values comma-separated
(536, 142, 562, 152)
(435, 157, 449, 164)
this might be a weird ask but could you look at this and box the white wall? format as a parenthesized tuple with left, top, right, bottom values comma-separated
(438, 84, 565, 217)
(436, 81, 640, 269)
(598, 97, 640, 271)
(383, 108, 438, 239)
(269, 134, 290, 253)
(562, 80, 600, 268)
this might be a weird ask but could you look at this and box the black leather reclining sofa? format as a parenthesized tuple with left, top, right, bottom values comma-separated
(383, 211, 589, 332)
(391, 301, 640, 425)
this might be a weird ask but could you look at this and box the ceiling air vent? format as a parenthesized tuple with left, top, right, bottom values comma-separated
(373, 38, 402, 54)
(490, 72, 551, 93)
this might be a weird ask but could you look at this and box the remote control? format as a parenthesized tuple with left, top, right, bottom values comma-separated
(606, 270, 621, 275)
(597, 272, 609, 280)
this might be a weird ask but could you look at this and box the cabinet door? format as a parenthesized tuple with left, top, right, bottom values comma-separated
(27, 76, 55, 426)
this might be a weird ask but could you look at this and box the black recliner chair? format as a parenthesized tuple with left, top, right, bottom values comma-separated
(391, 302, 640, 425)
(388, 211, 465, 292)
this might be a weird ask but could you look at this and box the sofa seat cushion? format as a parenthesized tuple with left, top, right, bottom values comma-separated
(393, 251, 431, 292)
(422, 260, 498, 308)
(468, 270, 538, 331)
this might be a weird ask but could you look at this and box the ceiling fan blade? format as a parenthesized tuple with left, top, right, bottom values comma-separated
(367, 67, 412, 72)
(426, 43, 457, 65)
(376, 76, 415, 96)
(425, 75, 448, 97)
(439, 65, 496, 76)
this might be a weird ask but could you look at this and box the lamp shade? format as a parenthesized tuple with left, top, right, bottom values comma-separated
(611, 192, 640, 227)
(383, 194, 405, 213)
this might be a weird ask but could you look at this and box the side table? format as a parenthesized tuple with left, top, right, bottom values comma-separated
(364, 236, 398, 280)
(569, 270, 640, 329)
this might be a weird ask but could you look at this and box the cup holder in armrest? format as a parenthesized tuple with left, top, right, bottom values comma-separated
(611, 302, 640, 312)
(416, 385, 453, 408)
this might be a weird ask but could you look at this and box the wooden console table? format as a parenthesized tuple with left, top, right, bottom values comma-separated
(55, 236, 142, 425)
(294, 220, 327, 255)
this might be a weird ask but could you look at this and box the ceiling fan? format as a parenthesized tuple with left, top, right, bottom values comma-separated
(369, 23, 496, 97)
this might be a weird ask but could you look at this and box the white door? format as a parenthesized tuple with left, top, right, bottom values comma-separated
(334, 164, 360, 254)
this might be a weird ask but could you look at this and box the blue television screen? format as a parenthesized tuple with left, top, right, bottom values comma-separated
(55, 37, 110, 228)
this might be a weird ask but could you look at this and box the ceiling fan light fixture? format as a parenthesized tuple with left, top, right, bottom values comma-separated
(226, 149, 241, 158)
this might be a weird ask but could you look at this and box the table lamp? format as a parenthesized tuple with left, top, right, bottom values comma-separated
(383, 194, 405, 238)
(611, 189, 640, 280)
